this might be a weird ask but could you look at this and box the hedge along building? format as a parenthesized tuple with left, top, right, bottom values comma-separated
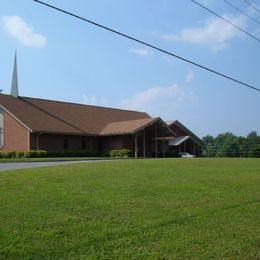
(0, 55, 204, 157)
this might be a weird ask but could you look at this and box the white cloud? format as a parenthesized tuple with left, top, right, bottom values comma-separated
(163, 14, 246, 53)
(119, 84, 195, 118)
(128, 47, 150, 57)
(1, 16, 46, 48)
(186, 70, 195, 83)
(81, 94, 108, 107)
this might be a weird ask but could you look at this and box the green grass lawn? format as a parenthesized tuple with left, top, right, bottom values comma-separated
(0, 158, 259, 259)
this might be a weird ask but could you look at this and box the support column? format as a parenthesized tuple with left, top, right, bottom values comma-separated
(155, 127, 158, 158)
(36, 133, 43, 150)
(135, 133, 138, 158)
(193, 141, 196, 155)
(143, 129, 146, 157)
(184, 141, 186, 152)
(163, 136, 165, 158)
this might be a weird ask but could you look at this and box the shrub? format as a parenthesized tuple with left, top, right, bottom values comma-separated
(110, 149, 132, 158)
(0, 151, 16, 159)
(35, 150, 47, 158)
(46, 149, 101, 158)
(0, 149, 113, 159)
(1, 152, 8, 159)
(119, 149, 132, 157)
(110, 150, 120, 158)
(23, 151, 36, 158)
(98, 150, 110, 157)
(15, 151, 25, 159)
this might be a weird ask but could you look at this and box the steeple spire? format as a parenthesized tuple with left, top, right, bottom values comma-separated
(11, 51, 19, 98)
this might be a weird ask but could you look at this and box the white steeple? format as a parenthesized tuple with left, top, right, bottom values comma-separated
(11, 51, 19, 98)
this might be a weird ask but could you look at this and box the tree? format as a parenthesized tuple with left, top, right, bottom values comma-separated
(247, 131, 260, 157)
(202, 131, 260, 158)
(214, 132, 239, 157)
(202, 135, 216, 157)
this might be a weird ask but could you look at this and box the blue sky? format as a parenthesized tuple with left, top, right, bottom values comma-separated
(0, 0, 259, 137)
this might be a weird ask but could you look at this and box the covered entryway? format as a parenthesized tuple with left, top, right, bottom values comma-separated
(133, 119, 174, 158)
(99, 117, 175, 158)
(168, 136, 202, 157)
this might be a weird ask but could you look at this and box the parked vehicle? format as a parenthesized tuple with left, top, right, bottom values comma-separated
(179, 152, 195, 158)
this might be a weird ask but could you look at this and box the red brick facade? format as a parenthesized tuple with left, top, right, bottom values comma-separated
(99, 135, 133, 151)
(2, 112, 30, 151)
(30, 133, 97, 151)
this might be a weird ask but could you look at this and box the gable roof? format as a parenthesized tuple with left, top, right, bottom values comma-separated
(168, 136, 190, 146)
(0, 94, 150, 135)
(167, 120, 204, 146)
(100, 117, 157, 136)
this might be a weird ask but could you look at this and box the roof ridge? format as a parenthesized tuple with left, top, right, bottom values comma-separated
(104, 117, 158, 125)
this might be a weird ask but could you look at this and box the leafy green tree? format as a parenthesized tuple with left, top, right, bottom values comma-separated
(202, 131, 260, 158)
(214, 132, 239, 157)
(202, 135, 216, 157)
(247, 131, 260, 157)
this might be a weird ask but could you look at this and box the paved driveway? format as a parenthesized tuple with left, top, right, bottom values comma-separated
(0, 160, 96, 171)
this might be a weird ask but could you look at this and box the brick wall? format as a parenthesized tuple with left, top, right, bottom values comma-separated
(1, 112, 30, 151)
(99, 136, 125, 151)
(30, 133, 97, 151)
(99, 135, 135, 151)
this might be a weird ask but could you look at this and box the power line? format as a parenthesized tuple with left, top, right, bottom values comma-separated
(224, 0, 260, 25)
(33, 0, 260, 93)
(191, 0, 260, 43)
(243, 0, 260, 12)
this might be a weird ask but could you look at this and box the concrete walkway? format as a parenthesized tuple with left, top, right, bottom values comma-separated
(0, 160, 96, 171)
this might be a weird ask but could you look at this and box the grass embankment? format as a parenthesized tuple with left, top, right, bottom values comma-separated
(0, 158, 259, 259)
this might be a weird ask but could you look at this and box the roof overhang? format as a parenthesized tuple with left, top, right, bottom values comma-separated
(169, 136, 190, 146)
(167, 120, 204, 146)
(99, 117, 176, 137)
(132, 117, 176, 136)
(32, 130, 97, 137)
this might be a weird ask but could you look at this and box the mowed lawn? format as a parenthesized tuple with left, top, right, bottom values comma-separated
(0, 159, 259, 259)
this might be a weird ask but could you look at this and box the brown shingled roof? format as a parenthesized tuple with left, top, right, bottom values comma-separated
(100, 118, 158, 136)
(167, 120, 204, 145)
(0, 94, 151, 135)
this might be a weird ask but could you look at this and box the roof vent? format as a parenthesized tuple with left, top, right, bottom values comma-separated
(11, 51, 19, 98)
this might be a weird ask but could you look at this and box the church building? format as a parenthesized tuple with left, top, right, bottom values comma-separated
(0, 54, 203, 157)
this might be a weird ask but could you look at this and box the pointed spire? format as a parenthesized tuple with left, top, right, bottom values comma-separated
(11, 51, 19, 98)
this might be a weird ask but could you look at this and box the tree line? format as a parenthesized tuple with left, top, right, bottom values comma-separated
(202, 131, 260, 158)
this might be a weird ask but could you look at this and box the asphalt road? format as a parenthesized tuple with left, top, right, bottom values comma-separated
(0, 160, 95, 171)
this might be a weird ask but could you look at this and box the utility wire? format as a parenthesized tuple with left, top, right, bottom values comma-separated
(191, 0, 260, 42)
(33, 0, 260, 93)
(243, 0, 260, 12)
(224, 0, 260, 25)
